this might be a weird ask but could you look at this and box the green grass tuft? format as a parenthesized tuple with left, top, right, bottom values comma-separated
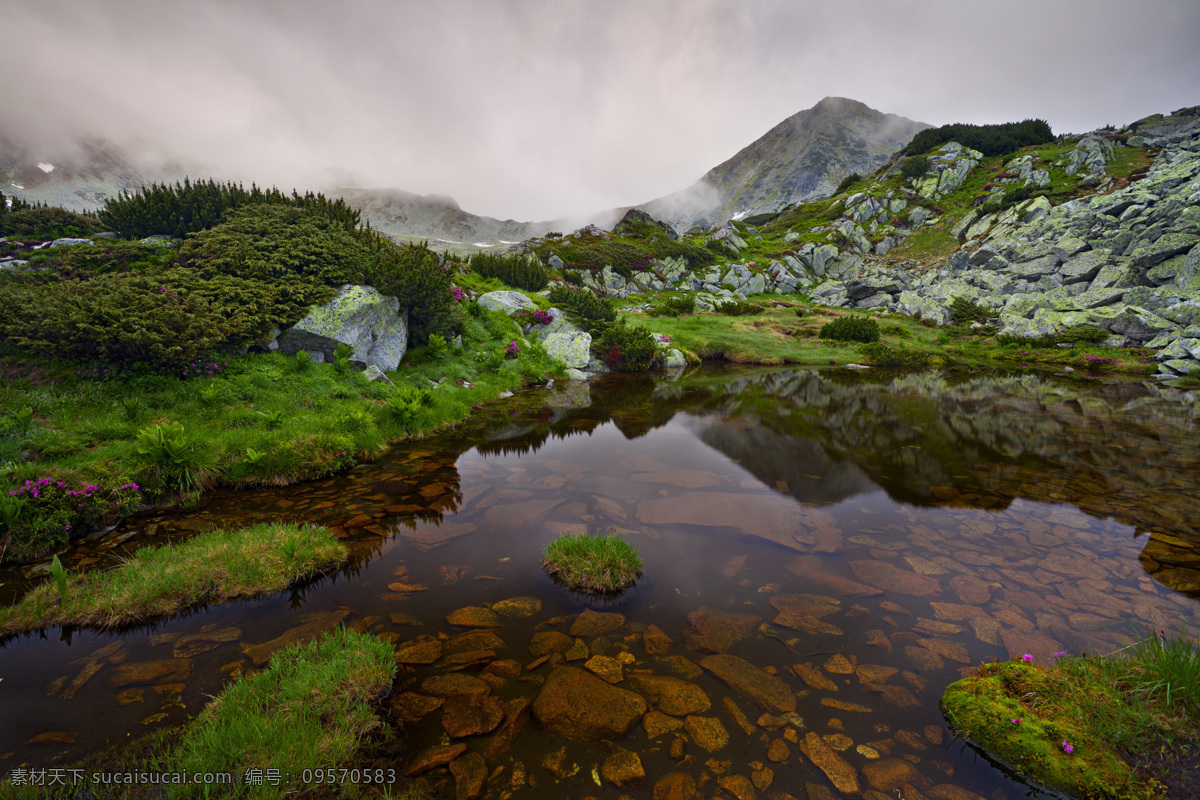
(541, 531, 643, 593)
(0, 523, 348, 634)
(169, 628, 396, 799)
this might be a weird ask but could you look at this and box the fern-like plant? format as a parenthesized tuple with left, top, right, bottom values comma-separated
(134, 421, 209, 493)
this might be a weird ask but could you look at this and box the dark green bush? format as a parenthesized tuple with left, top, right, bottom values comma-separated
(1058, 325, 1111, 344)
(903, 119, 1054, 158)
(0, 269, 283, 367)
(179, 204, 373, 286)
(99, 178, 360, 239)
(996, 325, 1111, 348)
(547, 286, 617, 332)
(468, 252, 548, 291)
(592, 322, 657, 372)
(712, 299, 764, 316)
(0, 206, 101, 238)
(648, 295, 696, 317)
(704, 238, 733, 258)
(819, 315, 881, 343)
(835, 173, 863, 194)
(900, 155, 932, 180)
(25, 240, 176, 279)
(859, 342, 931, 369)
(949, 296, 996, 324)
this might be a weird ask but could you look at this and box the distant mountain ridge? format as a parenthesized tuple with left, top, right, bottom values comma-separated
(638, 97, 930, 231)
(2, 97, 928, 243)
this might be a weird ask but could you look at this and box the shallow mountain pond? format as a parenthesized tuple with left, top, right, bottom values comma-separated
(2, 366, 1199, 798)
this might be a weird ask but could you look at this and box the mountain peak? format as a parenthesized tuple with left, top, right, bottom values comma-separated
(640, 98, 930, 231)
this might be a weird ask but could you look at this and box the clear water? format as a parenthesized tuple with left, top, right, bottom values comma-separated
(2, 366, 1198, 798)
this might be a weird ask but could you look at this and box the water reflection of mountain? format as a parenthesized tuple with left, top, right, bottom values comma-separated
(506, 367, 1199, 593)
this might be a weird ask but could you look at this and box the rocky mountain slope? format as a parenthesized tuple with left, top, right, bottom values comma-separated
(637, 97, 930, 232)
(0, 137, 185, 212)
(535, 106, 1200, 378)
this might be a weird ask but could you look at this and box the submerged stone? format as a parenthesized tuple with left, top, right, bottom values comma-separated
(532, 666, 647, 741)
(679, 606, 762, 653)
(600, 748, 645, 787)
(627, 674, 711, 716)
(700, 654, 796, 713)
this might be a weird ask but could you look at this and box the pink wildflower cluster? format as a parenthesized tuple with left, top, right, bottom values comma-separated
(178, 360, 227, 379)
(505, 340, 520, 359)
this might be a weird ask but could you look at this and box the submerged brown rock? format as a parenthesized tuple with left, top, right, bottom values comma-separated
(532, 666, 647, 741)
(701, 654, 796, 713)
(679, 606, 761, 653)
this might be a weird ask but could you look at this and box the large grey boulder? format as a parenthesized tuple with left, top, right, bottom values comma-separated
(49, 238, 94, 248)
(478, 290, 538, 315)
(278, 284, 408, 371)
(542, 331, 592, 370)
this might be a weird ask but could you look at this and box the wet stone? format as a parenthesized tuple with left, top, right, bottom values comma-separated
(643, 624, 674, 655)
(627, 674, 711, 716)
(445, 630, 505, 655)
(799, 731, 861, 795)
(446, 606, 501, 627)
(583, 655, 624, 684)
(823, 654, 855, 674)
(643, 710, 686, 738)
(850, 560, 943, 598)
(420, 674, 491, 697)
(442, 693, 506, 737)
(718, 774, 758, 800)
(653, 772, 697, 800)
(389, 692, 445, 725)
(767, 738, 790, 762)
(657, 655, 703, 679)
(793, 662, 838, 691)
(679, 606, 762, 653)
(529, 630, 573, 657)
(862, 758, 931, 792)
(856, 664, 899, 684)
(395, 639, 444, 664)
(449, 752, 487, 800)
(492, 596, 542, 617)
(564, 638, 589, 661)
(821, 697, 873, 713)
(684, 714, 729, 752)
(722, 697, 756, 738)
(600, 749, 645, 787)
(480, 697, 532, 760)
(668, 737, 686, 760)
(404, 743, 467, 777)
(172, 627, 242, 658)
(106, 659, 193, 688)
(569, 608, 626, 637)
(532, 666, 647, 741)
(241, 609, 349, 666)
(702, 654, 796, 713)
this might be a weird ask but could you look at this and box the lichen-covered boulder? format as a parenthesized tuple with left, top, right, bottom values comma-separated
(478, 290, 537, 315)
(278, 284, 408, 371)
(542, 331, 592, 370)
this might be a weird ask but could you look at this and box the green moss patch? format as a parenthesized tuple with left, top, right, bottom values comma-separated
(0, 523, 348, 634)
(944, 633, 1199, 800)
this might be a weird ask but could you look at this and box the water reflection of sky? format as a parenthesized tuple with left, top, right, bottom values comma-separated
(2, 367, 1197, 797)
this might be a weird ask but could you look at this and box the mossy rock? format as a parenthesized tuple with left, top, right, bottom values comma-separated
(942, 661, 1161, 800)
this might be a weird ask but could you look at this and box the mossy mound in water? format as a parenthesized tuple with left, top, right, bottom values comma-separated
(943, 659, 1181, 800)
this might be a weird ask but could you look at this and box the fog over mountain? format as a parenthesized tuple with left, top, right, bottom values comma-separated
(2, 0, 1198, 222)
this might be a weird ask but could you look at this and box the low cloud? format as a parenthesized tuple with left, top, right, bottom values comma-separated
(3, 0, 1197, 220)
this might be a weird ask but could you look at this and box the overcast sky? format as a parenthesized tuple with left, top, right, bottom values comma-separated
(4, 0, 1198, 220)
